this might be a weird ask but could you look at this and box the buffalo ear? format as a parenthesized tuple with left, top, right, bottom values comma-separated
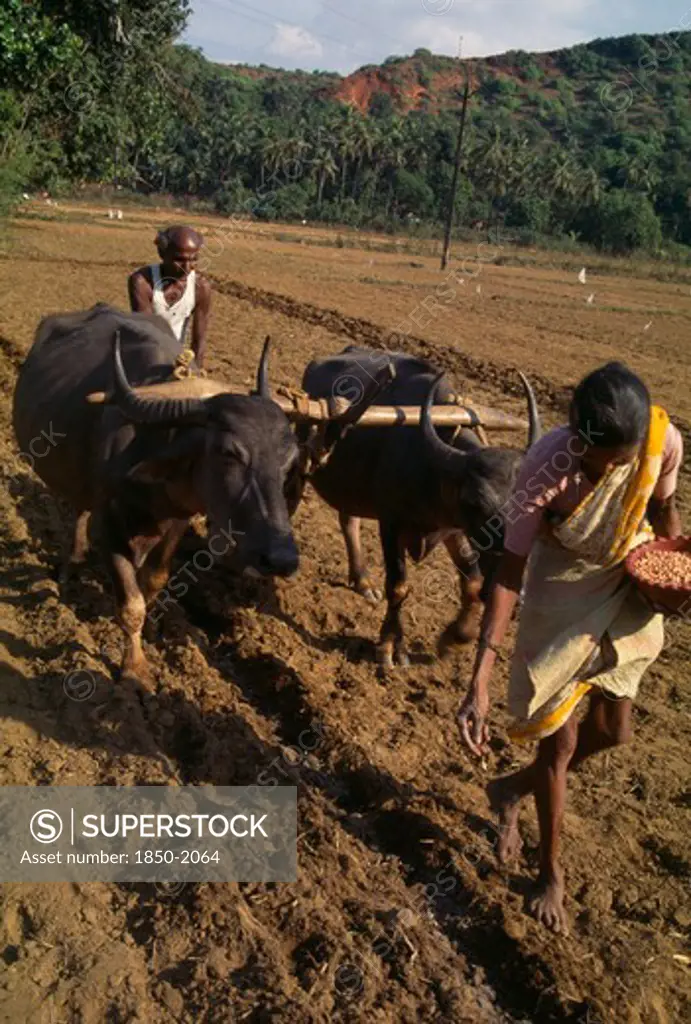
(127, 428, 205, 483)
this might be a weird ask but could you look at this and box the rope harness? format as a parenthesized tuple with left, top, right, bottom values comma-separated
(170, 351, 213, 536)
(276, 385, 338, 479)
(172, 347, 207, 380)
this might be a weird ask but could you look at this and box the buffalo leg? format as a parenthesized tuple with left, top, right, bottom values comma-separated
(339, 512, 381, 604)
(377, 521, 410, 670)
(102, 502, 153, 683)
(60, 509, 91, 582)
(109, 550, 151, 685)
(138, 519, 190, 607)
(437, 534, 483, 653)
(137, 519, 190, 642)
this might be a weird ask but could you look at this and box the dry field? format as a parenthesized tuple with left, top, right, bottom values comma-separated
(0, 205, 689, 1024)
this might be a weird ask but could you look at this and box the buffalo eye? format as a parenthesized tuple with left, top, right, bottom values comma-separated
(214, 439, 250, 465)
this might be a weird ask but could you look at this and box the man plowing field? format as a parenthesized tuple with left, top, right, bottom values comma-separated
(458, 361, 684, 934)
(128, 226, 211, 368)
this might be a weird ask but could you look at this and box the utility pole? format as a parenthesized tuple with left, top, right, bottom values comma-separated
(440, 43, 473, 271)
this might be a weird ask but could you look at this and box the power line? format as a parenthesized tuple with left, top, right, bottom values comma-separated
(206, 0, 382, 64)
(318, 2, 413, 58)
(204, 0, 278, 33)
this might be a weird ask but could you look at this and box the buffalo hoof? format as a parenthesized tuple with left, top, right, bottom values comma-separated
(352, 578, 382, 605)
(376, 644, 411, 672)
(395, 648, 411, 669)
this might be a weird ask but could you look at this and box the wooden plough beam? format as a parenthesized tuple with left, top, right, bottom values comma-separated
(86, 378, 527, 432)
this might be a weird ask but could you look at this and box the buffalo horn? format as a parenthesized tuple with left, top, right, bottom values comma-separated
(517, 371, 542, 449)
(420, 373, 467, 473)
(112, 332, 208, 425)
(256, 336, 271, 399)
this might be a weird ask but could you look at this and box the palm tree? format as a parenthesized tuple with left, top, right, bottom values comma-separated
(473, 127, 511, 208)
(331, 106, 358, 198)
(215, 115, 251, 185)
(620, 158, 660, 200)
(504, 136, 535, 197)
(284, 127, 309, 183)
(252, 123, 277, 190)
(311, 134, 338, 208)
(541, 150, 579, 201)
(350, 117, 377, 199)
(578, 165, 606, 205)
(374, 116, 406, 214)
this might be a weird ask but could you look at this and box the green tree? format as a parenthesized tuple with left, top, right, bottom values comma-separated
(392, 169, 435, 218)
(586, 191, 662, 253)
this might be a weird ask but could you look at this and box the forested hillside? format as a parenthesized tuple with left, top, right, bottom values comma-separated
(3, 0, 691, 253)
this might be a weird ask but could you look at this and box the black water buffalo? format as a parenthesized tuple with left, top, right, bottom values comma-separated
(296, 346, 541, 670)
(12, 303, 301, 683)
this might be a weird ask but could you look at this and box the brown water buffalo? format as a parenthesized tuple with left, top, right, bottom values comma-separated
(295, 346, 541, 670)
(12, 303, 302, 684)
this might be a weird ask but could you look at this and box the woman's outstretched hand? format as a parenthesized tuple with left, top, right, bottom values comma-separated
(455, 550, 526, 759)
(457, 688, 490, 757)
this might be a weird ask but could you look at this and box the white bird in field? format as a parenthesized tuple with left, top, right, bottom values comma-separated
(586, 293, 595, 304)
(578, 267, 587, 284)
(476, 283, 482, 294)
(116, 209, 123, 220)
(22, 192, 30, 200)
(643, 321, 653, 331)
(107, 209, 114, 219)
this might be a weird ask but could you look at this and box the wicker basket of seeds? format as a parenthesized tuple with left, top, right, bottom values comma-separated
(626, 536, 691, 615)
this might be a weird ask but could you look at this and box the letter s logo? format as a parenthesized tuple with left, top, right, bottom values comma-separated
(30, 809, 63, 844)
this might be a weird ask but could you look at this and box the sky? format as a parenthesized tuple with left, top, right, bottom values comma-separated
(182, 0, 690, 74)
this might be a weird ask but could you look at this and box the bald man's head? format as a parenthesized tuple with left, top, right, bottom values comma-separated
(155, 225, 204, 278)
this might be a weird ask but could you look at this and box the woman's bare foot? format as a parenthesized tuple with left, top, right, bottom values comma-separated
(487, 775, 525, 864)
(529, 870, 569, 935)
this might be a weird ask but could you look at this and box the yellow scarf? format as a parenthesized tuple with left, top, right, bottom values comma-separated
(553, 406, 669, 569)
(606, 405, 669, 566)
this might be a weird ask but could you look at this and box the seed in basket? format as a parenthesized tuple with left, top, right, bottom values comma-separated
(634, 549, 691, 588)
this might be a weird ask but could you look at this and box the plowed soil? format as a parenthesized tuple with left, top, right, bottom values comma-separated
(0, 206, 689, 1024)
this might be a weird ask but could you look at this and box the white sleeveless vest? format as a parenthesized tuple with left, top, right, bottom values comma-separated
(149, 264, 196, 344)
